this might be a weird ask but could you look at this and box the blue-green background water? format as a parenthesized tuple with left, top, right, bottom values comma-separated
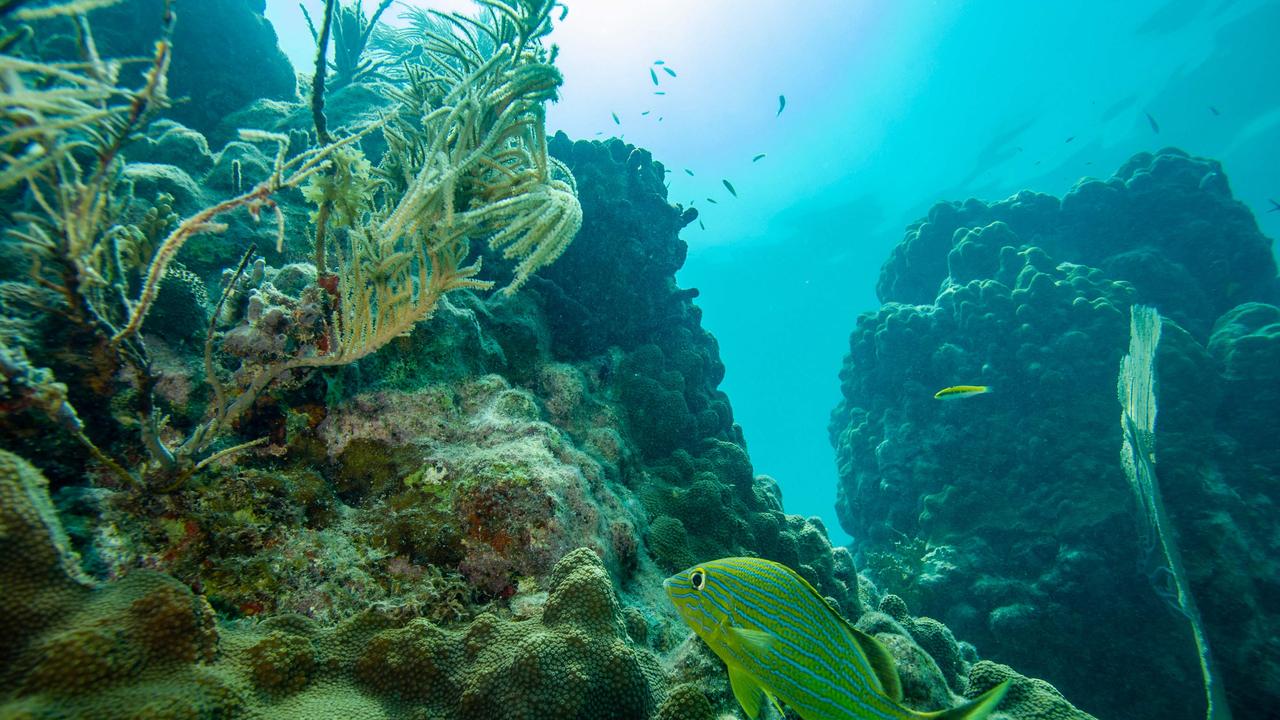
(269, 0, 1280, 544)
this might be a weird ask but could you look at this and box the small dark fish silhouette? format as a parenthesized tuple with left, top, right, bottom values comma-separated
(1034, 160, 1042, 166)
(1268, 198, 1280, 213)
(722, 179, 737, 197)
(654, 91, 666, 95)
(699, 220, 706, 230)
(641, 110, 651, 116)
(1065, 136, 1075, 143)
(707, 198, 718, 204)
(594, 131, 602, 136)
(654, 60, 665, 65)
(1209, 106, 1221, 116)
(777, 95, 786, 116)
(651, 68, 659, 86)
(1145, 112, 1160, 133)
(752, 153, 766, 162)
(685, 169, 694, 176)
(612, 112, 620, 125)
(658, 117, 664, 122)
(663, 67, 677, 77)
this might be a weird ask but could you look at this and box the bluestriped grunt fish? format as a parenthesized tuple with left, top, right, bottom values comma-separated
(665, 557, 1009, 719)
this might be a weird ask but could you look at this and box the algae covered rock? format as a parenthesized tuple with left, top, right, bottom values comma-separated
(124, 120, 216, 176)
(1208, 302, 1280, 472)
(122, 162, 206, 215)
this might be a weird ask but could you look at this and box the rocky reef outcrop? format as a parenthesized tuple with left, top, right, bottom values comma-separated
(87, 0, 299, 136)
(832, 148, 1280, 719)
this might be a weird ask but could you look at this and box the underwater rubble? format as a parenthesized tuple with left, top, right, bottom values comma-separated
(832, 148, 1280, 719)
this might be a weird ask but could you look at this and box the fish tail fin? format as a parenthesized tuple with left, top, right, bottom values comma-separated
(917, 680, 1010, 720)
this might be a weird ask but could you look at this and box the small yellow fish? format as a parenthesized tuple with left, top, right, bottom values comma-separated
(934, 385, 990, 400)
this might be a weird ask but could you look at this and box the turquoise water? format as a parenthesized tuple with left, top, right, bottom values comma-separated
(267, 0, 1280, 543)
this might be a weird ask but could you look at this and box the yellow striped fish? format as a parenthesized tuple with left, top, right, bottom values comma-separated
(665, 557, 1009, 719)
(933, 385, 990, 400)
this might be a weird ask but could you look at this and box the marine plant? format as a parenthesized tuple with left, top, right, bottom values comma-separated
(1118, 305, 1230, 720)
(301, 0, 395, 91)
(0, 0, 579, 490)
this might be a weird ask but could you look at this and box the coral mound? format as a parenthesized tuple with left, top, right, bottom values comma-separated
(832, 148, 1280, 720)
(1, 484, 663, 720)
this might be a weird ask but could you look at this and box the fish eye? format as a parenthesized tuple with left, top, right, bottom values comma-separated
(690, 568, 705, 591)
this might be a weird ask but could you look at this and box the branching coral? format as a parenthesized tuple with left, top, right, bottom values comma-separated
(0, 2, 367, 485)
(0, 0, 579, 490)
(296, 0, 582, 365)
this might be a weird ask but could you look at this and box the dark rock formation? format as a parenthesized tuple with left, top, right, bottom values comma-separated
(89, 0, 298, 136)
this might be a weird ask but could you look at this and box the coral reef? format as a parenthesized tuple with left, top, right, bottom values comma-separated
(0, 5, 1101, 716)
(832, 148, 1280, 719)
(3, 467, 662, 719)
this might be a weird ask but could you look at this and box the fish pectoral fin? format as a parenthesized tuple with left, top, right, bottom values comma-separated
(727, 664, 775, 719)
(845, 624, 904, 702)
(726, 626, 777, 658)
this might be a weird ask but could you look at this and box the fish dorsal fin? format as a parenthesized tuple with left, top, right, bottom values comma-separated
(771, 560, 905, 703)
(727, 664, 773, 719)
(844, 623, 904, 702)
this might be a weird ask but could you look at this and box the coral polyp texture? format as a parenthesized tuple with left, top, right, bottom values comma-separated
(832, 148, 1280, 720)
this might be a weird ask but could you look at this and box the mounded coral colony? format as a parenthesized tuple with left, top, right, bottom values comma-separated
(833, 149, 1280, 719)
(0, 1, 1269, 720)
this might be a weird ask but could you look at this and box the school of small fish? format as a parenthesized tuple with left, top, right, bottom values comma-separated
(601, 61, 792, 230)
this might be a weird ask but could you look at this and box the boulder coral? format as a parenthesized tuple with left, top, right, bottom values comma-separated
(88, 0, 299, 137)
(832, 148, 1280, 719)
(2, 476, 664, 720)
